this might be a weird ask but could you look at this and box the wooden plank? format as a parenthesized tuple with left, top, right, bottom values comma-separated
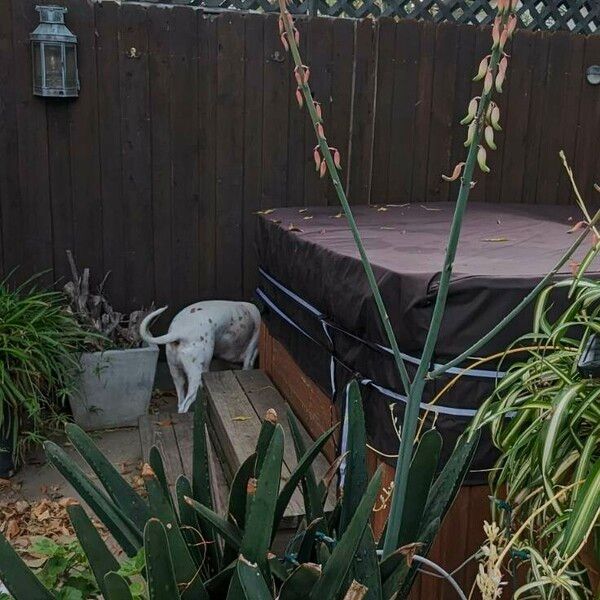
(347, 18, 376, 205)
(170, 6, 200, 309)
(119, 3, 154, 309)
(95, 0, 127, 310)
(370, 18, 396, 206)
(46, 103, 73, 284)
(535, 31, 579, 205)
(285, 15, 306, 211)
(242, 14, 264, 298)
(386, 19, 420, 204)
(215, 12, 245, 300)
(0, 0, 21, 278)
(499, 29, 534, 204)
(204, 370, 263, 478)
(426, 22, 460, 203)
(302, 17, 333, 208)
(520, 29, 550, 205)
(139, 413, 184, 501)
(444, 22, 477, 205)
(197, 13, 218, 300)
(67, 0, 103, 276)
(261, 13, 289, 209)
(329, 18, 354, 204)
(11, 0, 53, 285)
(147, 4, 173, 314)
(573, 34, 600, 203)
(410, 20, 436, 204)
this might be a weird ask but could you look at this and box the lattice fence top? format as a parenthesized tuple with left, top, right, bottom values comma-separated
(122, 0, 598, 33)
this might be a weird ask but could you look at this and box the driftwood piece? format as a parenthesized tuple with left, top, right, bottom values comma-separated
(64, 250, 153, 350)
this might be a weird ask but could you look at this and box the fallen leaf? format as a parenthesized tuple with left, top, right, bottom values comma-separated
(254, 208, 276, 215)
(298, 208, 309, 213)
(288, 224, 303, 233)
(420, 205, 442, 211)
(386, 203, 410, 208)
(481, 237, 509, 242)
(330, 212, 343, 219)
(303, 216, 313, 220)
(157, 419, 173, 427)
(377, 206, 388, 212)
(232, 415, 252, 422)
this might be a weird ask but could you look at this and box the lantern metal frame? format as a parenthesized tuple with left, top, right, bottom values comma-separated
(30, 5, 79, 98)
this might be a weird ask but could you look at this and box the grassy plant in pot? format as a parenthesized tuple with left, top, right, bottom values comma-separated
(65, 252, 158, 431)
(0, 277, 88, 477)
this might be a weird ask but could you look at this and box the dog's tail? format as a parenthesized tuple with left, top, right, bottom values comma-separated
(139, 307, 180, 346)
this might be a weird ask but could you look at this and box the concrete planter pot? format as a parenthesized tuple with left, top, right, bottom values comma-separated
(70, 344, 159, 431)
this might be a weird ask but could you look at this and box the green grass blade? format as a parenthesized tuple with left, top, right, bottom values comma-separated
(67, 503, 120, 598)
(44, 441, 142, 556)
(193, 394, 214, 512)
(309, 466, 383, 600)
(103, 572, 134, 600)
(185, 496, 244, 550)
(279, 564, 322, 599)
(397, 429, 442, 548)
(241, 424, 285, 579)
(149, 445, 175, 511)
(144, 519, 181, 600)
(65, 423, 150, 532)
(0, 531, 55, 599)
(237, 555, 273, 599)
(339, 381, 368, 537)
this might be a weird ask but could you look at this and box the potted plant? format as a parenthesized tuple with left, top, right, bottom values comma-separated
(64, 252, 158, 431)
(0, 276, 88, 477)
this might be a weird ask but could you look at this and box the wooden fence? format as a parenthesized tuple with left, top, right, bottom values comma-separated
(0, 0, 599, 313)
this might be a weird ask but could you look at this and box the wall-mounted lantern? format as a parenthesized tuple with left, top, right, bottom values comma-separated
(30, 5, 79, 98)
(586, 65, 600, 86)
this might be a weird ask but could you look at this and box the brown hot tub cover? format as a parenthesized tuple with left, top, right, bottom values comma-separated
(255, 202, 600, 482)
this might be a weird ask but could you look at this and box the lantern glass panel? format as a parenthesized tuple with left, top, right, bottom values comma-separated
(32, 42, 43, 89)
(64, 44, 77, 89)
(44, 43, 63, 90)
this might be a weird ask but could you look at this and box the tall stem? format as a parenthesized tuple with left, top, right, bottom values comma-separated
(277, 4, 411, 394)
(382, 10, 512, 557)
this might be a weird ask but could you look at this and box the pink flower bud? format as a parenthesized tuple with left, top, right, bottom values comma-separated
(314, 101, 322, 120)
(294, 28, 300, 44)
(441, 162, 465, 182)
(492, 18, 501, 47)
(280, 33, 289, 52)
(333, 148, 341, 170)
(313, 146, 321, 172)
(294, 67, 303, 86)
(495, 69, 506, 93)
(484, 70, 493, 94)
(278, 16, 285, 35)
(499, 28, 509, 51)
(507, 14, 517, 36)
(317, 123, 325, 139)
(477, 145, 490, 173)
(296, 87, 303, 109)
(319, 159, 327, 178)
(474, 56, 490, 81)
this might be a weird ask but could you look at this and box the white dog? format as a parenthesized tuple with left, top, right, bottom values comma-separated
(140, 301, 261, 413)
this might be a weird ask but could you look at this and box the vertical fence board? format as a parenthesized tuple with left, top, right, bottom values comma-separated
(386, 19, 420, 204)
(370, 18, 395, 206)
(0, 0, 20, 278)
(499, 30, 534, 204)
(198, 13, 218, 299)
(96, 1, 126, 308)
(11, 0, 53, 284)
(347, 18, 376, 205)
(574, 35, 600, 203)
(119, 3, 154, 308)
(148, 5, 173, 313)
(329, 18, 354, 202)
(216, 12, 245, 299)
(261, 13, 290, 211)
(426, 22, 460, 202)
(46, 103, 73, 285)
(67, 0, 103, 278)
(285, 16, 307, 210)
(303, 17, 333, 207)
(171, 6, 201, 307)
(243, 14, 264, 298)
(536, 32, 581, 205)
(410, 20, 436, 204)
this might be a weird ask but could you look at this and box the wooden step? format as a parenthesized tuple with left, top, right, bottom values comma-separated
(203, 369, 333, 528)
(138, 412, 228, 515)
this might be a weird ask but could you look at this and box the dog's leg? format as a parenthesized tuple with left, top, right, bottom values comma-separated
(166, 343, 187, 411)
(178, 337, 214, 413)
(242, 319, 261, 370)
